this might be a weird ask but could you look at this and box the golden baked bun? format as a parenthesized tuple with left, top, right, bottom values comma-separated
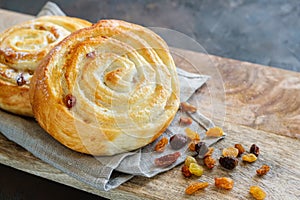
(30, 20, 180, 155)
(0, 16, 91, 116)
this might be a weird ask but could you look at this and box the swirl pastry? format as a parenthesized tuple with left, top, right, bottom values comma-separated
(30, 20, 180, 155)
(0, 16, 91, 116)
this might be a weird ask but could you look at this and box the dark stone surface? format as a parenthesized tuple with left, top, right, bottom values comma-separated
(0, 164, 104, 200)
(0, 0, 299, 71)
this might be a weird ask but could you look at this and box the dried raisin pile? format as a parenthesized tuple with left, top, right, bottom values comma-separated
(214, 177, 234, 190)
(170, 134, 188, 150)
(185, 182, 209, 195)
(219, 156, 239, 170)
(249, 186, 266, 200)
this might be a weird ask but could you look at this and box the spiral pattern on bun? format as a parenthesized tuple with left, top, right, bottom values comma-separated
(30, 20, 180, 155)
(0, 16, 91, 116)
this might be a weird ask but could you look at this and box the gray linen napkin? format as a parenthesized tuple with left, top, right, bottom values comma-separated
(0, 2, 225, 191)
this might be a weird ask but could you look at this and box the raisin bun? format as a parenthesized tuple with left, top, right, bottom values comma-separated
(30, 20, 180, 156)
(0, 16, 91, 116)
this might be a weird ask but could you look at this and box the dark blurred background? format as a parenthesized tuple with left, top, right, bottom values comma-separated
(1, 0, 300, 72)
(0, 0, 299, 199)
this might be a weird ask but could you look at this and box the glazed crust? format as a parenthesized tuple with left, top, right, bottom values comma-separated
(30, 20, 180, 155)
(0, 16, 91, 116)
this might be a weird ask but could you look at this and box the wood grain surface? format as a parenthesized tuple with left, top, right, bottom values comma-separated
(0, 9, 299, 200)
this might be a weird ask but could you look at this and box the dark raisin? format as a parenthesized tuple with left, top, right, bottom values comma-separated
(16, 74, 26, 86)
(170, 134, 189, 150)
(181, 165, 192, 177)
(195, 142, 209, 158)
(250, 144, 260, 157)
(65, 94, 76, 109)
(154, 152, 181, 167)
(219, 156, 239, 170)
(86, 51, 96, 58)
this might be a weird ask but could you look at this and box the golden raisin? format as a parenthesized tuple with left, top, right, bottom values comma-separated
(185, 128, 200, 141)
(180, 102, 197, 113)
(189, 140, 198, 152)
(234, 143, 245, 156)
(214, 177, 234, 190)
(222, 147, 239, 157)
(242, 153, 257, 163)
(184, 156, 197, 167)
(205, 126, 224, 137)
(181, 165, 192, 178)
(154, 137, 168, 152)
(189, 163, 203, 176)
(203, 156, 216, 169)
(180, 117, 193, 125)
(185, 182, 209, 195)
(256, 165, 270, 176)
(204, 147, 214, 157)
(249, 186, 266, 200)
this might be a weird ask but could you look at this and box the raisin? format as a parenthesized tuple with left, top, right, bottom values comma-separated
(16, 73, 26, 86)
(242, 153, 257, 163)
(185, 128, 200, 141)
(185, 182, 209, 195)
(154, 152, 180, 167)
(205, 126, 224, 137)
(86, 51, 96, 58)
(184, 156, 197, 167)
(154, 137, 168, 152)
(222, 147, 239, 157)
(249, 186, 266, 200)
(188, 140, 198, 152)
(181, 165, 192, 178)
(170, 134, 188, 150)
(203, 156, 216, 169)
(204, 147, 214, 157)
(180, 117, 193, 125)
(214, 177, 234, 190)
(250, 144, 260, 157)
(195, 142, 209, 158)
(234, 143, 245, 157)
(65, 94, 76, 109)
(180, 102, 197, 113)
(256, 165, 270, 176)
(219, 156, 238, 170)
(189, 163, 203, 176)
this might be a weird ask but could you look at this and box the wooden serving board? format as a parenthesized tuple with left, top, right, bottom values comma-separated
(0, 9, 299, 200)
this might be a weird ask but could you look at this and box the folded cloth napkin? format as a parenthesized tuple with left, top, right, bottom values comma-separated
(0, 2, 225, 191)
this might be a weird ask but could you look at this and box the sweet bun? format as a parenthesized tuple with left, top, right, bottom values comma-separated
(30, 20, 180, 155)
(0, 16, 91, 116)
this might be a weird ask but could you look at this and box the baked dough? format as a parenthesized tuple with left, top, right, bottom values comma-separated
(0, 16, 91, 116)
(30, 20, 180, 155)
